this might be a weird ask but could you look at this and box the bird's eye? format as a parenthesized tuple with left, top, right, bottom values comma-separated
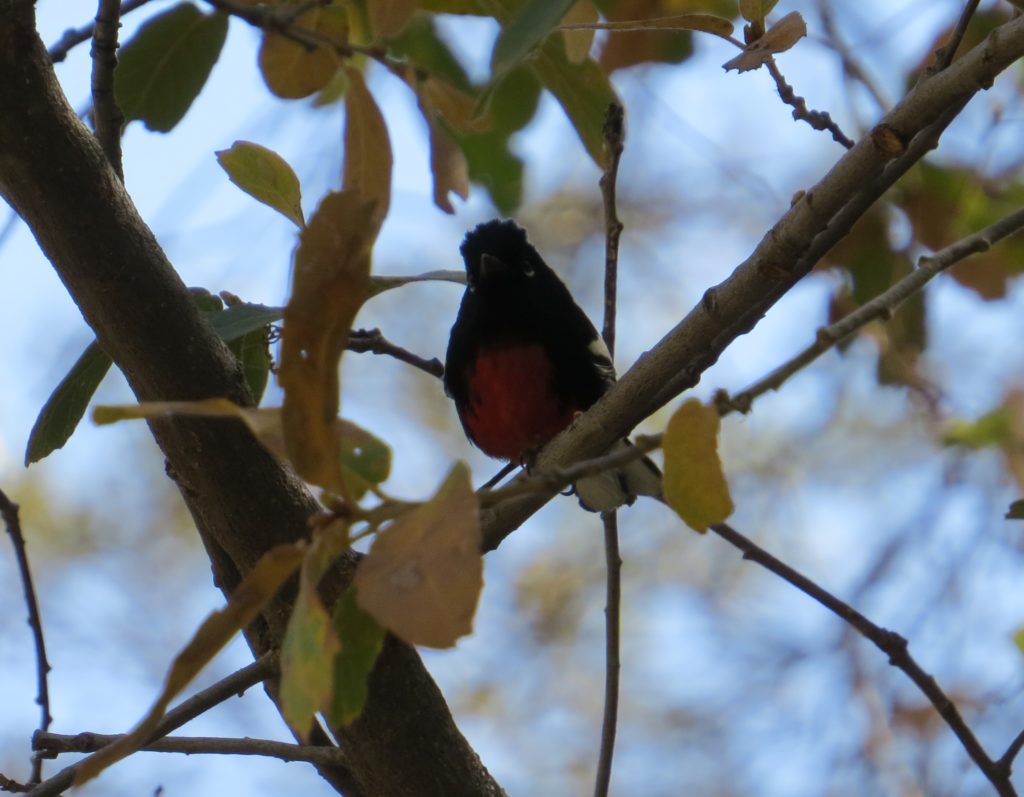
(522, 262, 535, 277)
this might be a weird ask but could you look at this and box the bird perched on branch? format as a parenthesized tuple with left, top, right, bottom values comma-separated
(444, 219, 662, 511)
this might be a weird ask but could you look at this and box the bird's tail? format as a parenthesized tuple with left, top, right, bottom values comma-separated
(573, 438, 663, 513)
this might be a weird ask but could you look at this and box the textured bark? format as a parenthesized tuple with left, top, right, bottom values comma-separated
(0, 6, 503, 795)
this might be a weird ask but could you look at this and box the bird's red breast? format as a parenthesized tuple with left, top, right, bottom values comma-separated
(462, 344, 579, 461)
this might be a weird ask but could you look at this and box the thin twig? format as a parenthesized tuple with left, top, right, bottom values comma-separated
(708, 522, 1015, 797)
(0, 489, 52, 785)
(765, 58, 854, 148)
(347, 328, 444, 379)
(91, 0, 125, 181)
(33, 733, 347, 768)
(593, 102, 626, 797)
(48, 0, 154, 63)
(998, 726, 1024, 775)
(716, 206, 1024, 416)
(23, 655, 285, 797)
(479, 463, 518, 491)
(930, 0, 983, 74)
(479, 435, 662, 508)
(594, 512, 621, 797)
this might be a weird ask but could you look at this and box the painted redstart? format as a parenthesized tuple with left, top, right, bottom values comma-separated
(444, 219, 662, 511)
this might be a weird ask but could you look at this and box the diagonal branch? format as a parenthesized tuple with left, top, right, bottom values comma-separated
(708, 521, 1015, 797)
(480, 12, 1024, 553)
(717, 205, 1024, 415)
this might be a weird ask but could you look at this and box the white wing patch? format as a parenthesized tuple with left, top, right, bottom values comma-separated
(588, 336, 617, 385)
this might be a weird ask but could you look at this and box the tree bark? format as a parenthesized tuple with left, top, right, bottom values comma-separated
(0, 5, 503, 795)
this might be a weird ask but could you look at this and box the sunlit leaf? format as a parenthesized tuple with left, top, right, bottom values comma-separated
(723, 11, 806, 72)
(561, 0, 598, 63)
(355, 463, 482, 648)
(281, 522, 346, 740)
(739, 0, 779, 23)
(279, 191, 376, 492)
(343, 67, 393, 228)
(491, 0, 576, 74)
(259, 6, 347, 99)
(115, 2, 228, 132)
(216, 141, 305, 228)
(328, 588, 386, 726)
(73, 542, 305, 786)
(662, 399, 734, 532)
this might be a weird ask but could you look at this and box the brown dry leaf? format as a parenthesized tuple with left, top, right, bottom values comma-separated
(259, 6, 348, 99)
(419, 77, 490, 133)
(354, 463, 482, 648)
(562, 0, 599, 64)
(74, 542, 305, 786)
(369, 0, 417, 39)
(279, 191, 376, 493)
(722, 10, 806, 72)
(343, 66, 393, 230)
(409, 82, 471, 214)
(662, 399, 734, 532)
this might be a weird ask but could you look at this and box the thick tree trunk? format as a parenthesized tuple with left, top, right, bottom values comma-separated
(0, 5, 504, 795)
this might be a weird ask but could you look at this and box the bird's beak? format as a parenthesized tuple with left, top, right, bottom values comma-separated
(479, 253, 508, 278)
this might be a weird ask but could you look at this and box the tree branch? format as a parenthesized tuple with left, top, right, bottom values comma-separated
(90, 0, 124, 180)
(347, 328, 444, 379)
(708, 521, 1015, 797)
(0, 489, 51, 785)
(0, 8, 502, 796)
(594, 102, 625, 797)
(765, 58, 855, 148)
(930, 0, 983, 74)
(48, 0, 154, 63)
(717, 205, 1024, 415)
(479, 13, 1024, 553)
(35, 732, 347, 768)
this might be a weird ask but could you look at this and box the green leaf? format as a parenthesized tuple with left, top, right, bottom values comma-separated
(339, 421, 392, 499)
(27, 301, 281, 466)
(327, 588, 386, 726)
(25, 342, 113, 466)
(1007, 499, 1024, 520)
(228, 325, 271, 404)
(491, 0, 576, 74)
(216, 142, 305, 228)
(206, 302, 284, 342)
(943, 408, 1012, 449)
(662, 399, 734, 532)
(115, 3, 229, 132)
(529, 32, 617, 166)
(281, 525, 345, 741)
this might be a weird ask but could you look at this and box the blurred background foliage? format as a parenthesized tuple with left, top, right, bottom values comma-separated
(2, 0, 1024, 794)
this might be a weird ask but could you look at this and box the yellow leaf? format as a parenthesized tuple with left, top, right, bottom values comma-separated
(408, 80, 471, 214)
(279, 191, 376, 493)
(74, 543, 305, 786)
(561, 0, 598, 64)
(369, 0, 417, 39)
(343, 67, 393, 230)
(216, 141, 305, 228)
(662, 399, 733, 532)
(259, 7, 348, 99)
(355, 463, 482, 648)
(280, 522, 347, 740)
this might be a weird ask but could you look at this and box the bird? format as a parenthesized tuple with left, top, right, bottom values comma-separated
(444, 218, 662, 512)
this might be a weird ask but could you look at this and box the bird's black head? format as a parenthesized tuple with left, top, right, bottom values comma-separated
(460, 219, 548, 293)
